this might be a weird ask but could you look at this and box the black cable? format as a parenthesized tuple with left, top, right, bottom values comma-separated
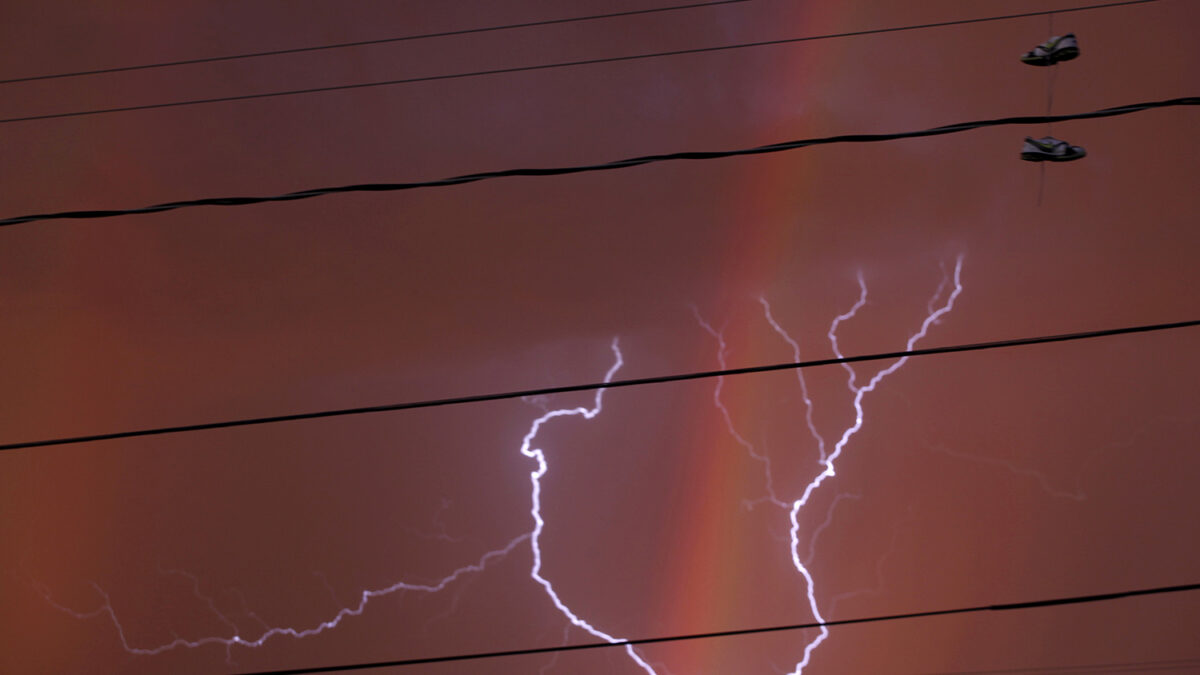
(0, 0, 750, 85)
(0, 0, 1159, 125)
(2, 319, 1195, 452)
(2, 96, 1196, 227)
(234, 581, 1200, 673)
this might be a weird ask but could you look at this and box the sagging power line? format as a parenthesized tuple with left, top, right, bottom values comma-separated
(0, 0, 749, 85)
(1, 96, 1195, 227)
(233, 581, 1200, 673)
(0, 0, 1159, 125)
(1, 319, 1195, 452)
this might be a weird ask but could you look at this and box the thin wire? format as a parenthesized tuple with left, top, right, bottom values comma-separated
(919, 657, 1200, 674)
(1046, 62, 1059, 131)
(1037, 161, 1047, 206)
(1036, 64, 1056, 207)
(233, 582, 1200, 673)
(0, 0, 1160, 125)
(1, 96, 1195, 227)
(1, 319, 1195, 452)
(0, 0, 750, 85)
(1036, 13, 1059, 207)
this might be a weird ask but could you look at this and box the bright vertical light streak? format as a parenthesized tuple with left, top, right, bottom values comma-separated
(760, 297, 829, 463)
(41, 258, 964, 674)
(808, 257, 965, 511)
(783, 255, 964, 674)
(520, 337, 657, 674)
(38, 338, 651, 671)
(694, 302, 827, 669)
(693, 308, 788, 509)
(699, 258, 962, 674)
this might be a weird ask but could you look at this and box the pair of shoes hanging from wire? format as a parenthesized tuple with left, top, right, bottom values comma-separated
(1019, 33, 1084, 162)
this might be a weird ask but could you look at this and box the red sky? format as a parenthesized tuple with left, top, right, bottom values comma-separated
(1, 1, 1197, 673)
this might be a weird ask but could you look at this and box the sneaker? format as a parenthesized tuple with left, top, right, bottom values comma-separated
(1020, 33, 1079, 66)
(1020, 136, 1086, 162)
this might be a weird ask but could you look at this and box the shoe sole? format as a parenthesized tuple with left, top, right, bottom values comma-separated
(1052, 48, 1080, 63)
(1020, 47, 1079, 66)
(1021, 150, 1086, 162)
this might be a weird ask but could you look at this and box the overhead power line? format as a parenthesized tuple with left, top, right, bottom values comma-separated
(1, 96, 1195, 228)
(0, 0, 750, 85)
(0, 0, 1159, 125)
(2, 319, 1195, 452)
(234, 581, 1200, 673)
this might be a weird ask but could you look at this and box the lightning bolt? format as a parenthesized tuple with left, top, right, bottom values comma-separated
(34, 338, 653, 673)
(35, 533, 529, 661)
(697, 256, 964, 674)
(803, 492, 863, 567)
(925, 441, 1087, 502)
(760, 296, 830, 465)
(693, 308, 789, 511)
(38, 257, 963, 675)
(520, 337, 658, 674)
(789, 256, 962, 674)
(825, 508, 918, 622)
